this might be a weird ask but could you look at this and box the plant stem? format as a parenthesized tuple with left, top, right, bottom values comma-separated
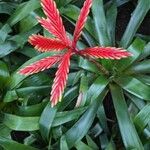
(79, 54, 109, 76)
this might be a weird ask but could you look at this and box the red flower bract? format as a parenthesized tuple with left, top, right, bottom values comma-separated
(19, 0, 132, 107)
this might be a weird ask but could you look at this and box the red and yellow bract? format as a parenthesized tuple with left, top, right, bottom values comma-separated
(19, 0, 131, 107)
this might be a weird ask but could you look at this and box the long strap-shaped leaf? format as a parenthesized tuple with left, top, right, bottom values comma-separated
(120, 0, 150, 48)
(39, 0, 69, 44)
(51, 52, 71, 107)
(110, 84, 144, 150)
(72, 0, 93, 48)
(29, 34, 68, 52)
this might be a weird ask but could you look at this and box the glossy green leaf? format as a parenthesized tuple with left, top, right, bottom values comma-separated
(9, 25, 40, 47)
(64, 89, 107, 148)
(127, 59, 150, 74)
(110, 84, 144, 150)
(0, 2, 16, 15)
(7, 0, 40, 26)
(0, 41, 18, 58)
(0, 24, 12, 42)
(39, 103, 57, 141)
(86, 75, 109, 104)
(115, 76, 150, 101)
(106, 1, 117, 46)
(126, 93, 145, 109)
(19, 11, 39, 32)
(3, 113, 39, 131)
(17, 100, 48, 116)
(97, 104, 109, 133)
(105, 139, 116, 150)
(16, 85, 50, 97)
(60, 136, 69, 150)
(86, 135, 99, 150)
(116, 0, 131, 6)
(120, 0, 150, 48)
(75, 141, 93, 150)
(3, 90, 18, 102)
(134, 104, 150, 133)
(78, 57, 99, 73)
(139, 42, 150, 60)
(0, 124, 11, 139)
(136, 75, 150, 86)
(116, 38, 146, 71)
(92, 0, 110, 46)
(0, 136, 37, 150)
(52, 107, 87, 127)
(0, 61, 10, 88)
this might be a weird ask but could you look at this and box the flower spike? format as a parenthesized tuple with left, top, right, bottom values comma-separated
(50, 52, 71, 107)
(79, 47, 132, 59)
(19, 0, 132, 107)
(72, 0, 93, 48)
(29, 34, 68, 52)
(19, 56, 61, 75)
(40, 0, 69, 45)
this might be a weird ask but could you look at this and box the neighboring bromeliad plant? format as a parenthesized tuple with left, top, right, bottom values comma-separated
(19, 0, 131, 107)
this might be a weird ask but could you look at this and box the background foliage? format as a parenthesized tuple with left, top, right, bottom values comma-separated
(0, 0, 150, 149)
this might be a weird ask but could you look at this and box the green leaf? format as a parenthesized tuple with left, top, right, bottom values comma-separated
(120, 0, 150, 48)
(136, 75, 150, 86)
(110, 84, 144, 150)
(92, 0, 110, 46)
(0, 24, 12, 42)
(3, 90, 18, 103)
(7, 0, 40, 26)
(86, 135, 99, 150)
(17, 100, 48, 116)
(116, 0, 130, 6)
(0, 2, 16, 15)
(134, 104, 150, 133)
(139, 42, 150, 59)
(9, 25, 40, 47)
(64, 89, 107, 148)
(60, 136, 69, 150)
(3, 113, 39, 131)
(116, 38, 146, 71)
(58, 86, 79, 111)
(52, 107, 87, 127)
(75, 141, 93, 150)
(0, 41, 18, 58)
(0, 136, 37, 150)
(0, 61, 10, 88)
(106, 1, 117, 46)
(115, 76, 150, 101)
(86, 76, 109, 104)
(39, 103, 57, 141)
(19, 11, 39, 33)
(105, 139, 116, 150)
(78, 57, 99, 73)
(127, 59, 150, 74)
(16, 85, 50, 97)
(0, 124, 11, 139)
(126, 93, 145, 109)
(97, 104, 109, 133)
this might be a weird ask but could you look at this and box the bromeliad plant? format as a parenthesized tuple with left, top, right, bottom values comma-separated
(0, 0, 150, 149)
(19, 0, 131, 107)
